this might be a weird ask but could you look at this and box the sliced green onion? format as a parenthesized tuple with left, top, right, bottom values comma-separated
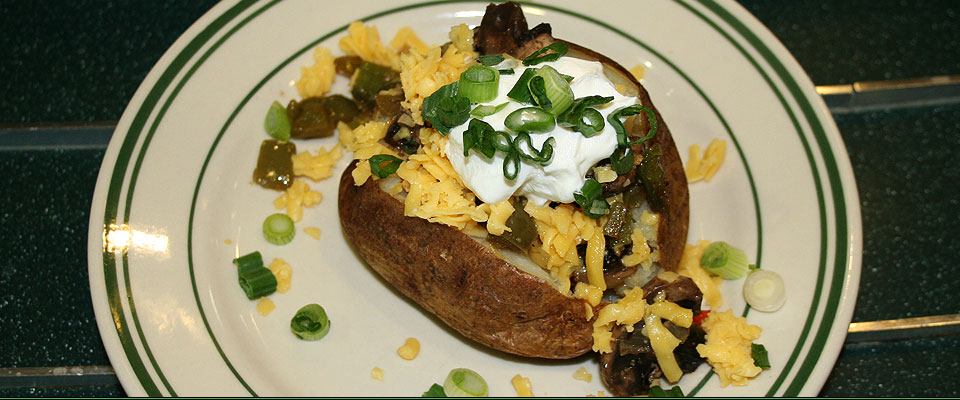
(558, 95, 614, 137)
(490, 131, 513, 153)
(504, 107, 556, 133)
(476, 54, 505, 66)
(470, 102, 509, 117)
(530, 66, 574, 115)
(443, 368, 488, 397)
(233, 251, 277, 300)
(437, 96, 472, 128)
(700, 241, 750, 279)
(290, 304, 331, 341)
(422, 383, 447, 397)
(513, 133, 555, 165)
(422, 81, 461, 135)
(507, 68, 537, 104)
(609, 145, 634, 175)
(369, 154, 403, 178)
(503, 149, 520, 181)
(522, 41, 568, 65)
(458, 65, 500, 103)
(752, 343, 771, 368)
(574, 179, 610, 219)
(498, 69, 515, 75)
(608, 104, 658, 146)
(462, 119, 497, 158)
(264, 101, 291, 141)
(743, 269, 786, 312)
(262, 213, 295, 245)
(649, 385, 685, 397)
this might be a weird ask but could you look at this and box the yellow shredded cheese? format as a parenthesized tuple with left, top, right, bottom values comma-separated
(389, 26, 431, 55)
(629, 64, 645, 81)
(485, 200, 514, 236)
(686, 139, 727, 183)
(677, 240, 724, 309)
(370, 366, 384, 381)
(399, 44, 473, 125)
(592, 287, 647, 353)
(296, 46, 336, 98)
(512, 375, 534, 397)
(292, 144, 343, 181)
(449, 23, 478, 60)
(339, 21, 401, 70)
(644, 311, 683, 382)
(303, 227, 322, 240)
(573, 282, 604, 307)
(621, 228, 653, 268)
(267, 258, 292, 293)
(397, 337, 420, 360)
(256, 297, 275, 316)
(696, 309, 763, 386)
(572, 366, 593, 383)
(274, 180, 322, 222)
(524, 203, 602, 294)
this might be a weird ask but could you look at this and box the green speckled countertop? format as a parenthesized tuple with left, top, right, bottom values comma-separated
(1, 0, 958, 396)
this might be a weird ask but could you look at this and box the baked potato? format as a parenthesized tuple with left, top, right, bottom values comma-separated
(338, 2, 689, 360)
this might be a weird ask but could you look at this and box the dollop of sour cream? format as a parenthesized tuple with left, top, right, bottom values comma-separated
(446, 57, 636, 206)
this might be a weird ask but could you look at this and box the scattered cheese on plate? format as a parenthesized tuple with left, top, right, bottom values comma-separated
(267, 258, 292, 294)
(370, 366, 384, 381)
(511, 375, 534, 397)
(303, 227, 322, 240)
(572, 366, 593, 383)
(397, 337, 420, 360)
(256, 297, 275, 316)
(686, 139, 727, 183)
(696, 309, 763, 386)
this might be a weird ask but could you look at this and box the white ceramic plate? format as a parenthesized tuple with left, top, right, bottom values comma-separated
(88, 0, 861, 396)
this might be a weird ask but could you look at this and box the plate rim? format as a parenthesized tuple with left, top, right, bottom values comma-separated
(88, 0, 862, 396)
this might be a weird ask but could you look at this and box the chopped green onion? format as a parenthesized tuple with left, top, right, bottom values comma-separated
(369, 154, 403, 178)
(422, 81, 462, 135)
(233, 251, 276, 300)
(443, 368, 488, 397)
(462, 119, 497, 158)
(262, 213, 295, 245)
(743, 269, 786, 312)
(513, 133, 555, 165)
(290, 304, 331, 341)
(458, 65, 500, 103)
(752, 343, 771, 368)
(530, 66, 574, 115)
(477, 54, 505, 66)
(422, 383, 447, 397)
(609, 145, 634, 175)
(437, 96, 472, 128)
(504, 107, 556, 133)
(470, 102, 509, 117)
(649, 385, 685, 397)
(608, 104, 658, 146)
(522, 41, 568, 65)
(490, 131, 513, 153)
(498, 69, 515, 75)
(574, 179, 610, 219)
(264, 101, 291, 141)
(503, 149, 520, 180)
(558, 95, 614, 137)
(507, 68, 537, 104)
(700, 241, 750, 279)
(561, 74, 574, 82)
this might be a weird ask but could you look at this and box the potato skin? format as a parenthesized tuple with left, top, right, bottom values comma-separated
(338, 162, 594, 359)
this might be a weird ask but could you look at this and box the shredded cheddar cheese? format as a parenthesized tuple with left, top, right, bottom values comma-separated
(292, 144, 343, 181)
(256, 297, 275, 316)
(677, 240, 724, 309)
(267, 258, 292, 293)
(274, 180, 322, 222)
(485, 200, 515, 236)
(399, 45, 473, 125)
(512, 375, 534, 397)
(339, 21, 401, 70)
(524, 203, 603, 294)
(629, 64, 645, 81)
(296, 46, 336, 98)
(449, 23, 478, 60)
(397, 337, 420, 360)
(696, 309, 763, 386)
(686, 139, 727, 183)
(389, 27, 431, 55)
(370, 366, 385, 381)
(572, 366, 593, 383)
(303, 227, 322, 240)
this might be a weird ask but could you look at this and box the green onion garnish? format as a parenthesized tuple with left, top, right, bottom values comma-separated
(649, 385, 685, 397)
(462, 119, 497, 158)
(458, 65, 500, 103)
(437, 96, 472, 128)
(529, 66, 574, 115)
(522, 41, 568, 66)
(264, 101, 291, 141)
(609, 145, 634, 175)
(233, 251, 277, 300)
(470, 102, 509, 117)
(443, 368, 488, 397)
(290, 304, 331, 341)
(507, 68, 537, 104)
(476, 54, 505, 67)
(700, 241, 750, 279)
(262, 213, 295, 245)
(422, 383, 447, 397)
(490, 130, 513, 153)
(503, 149, 520, 180)
(513, 133, 555, 165)
(498, 69, 515, 75)
(558, 95, 613, 137)
(422, 81, 463, 135)
(574, 179, 610, 219)
(504, 107, 556, 133)
(752, 343, 771, 368)
(608, 104, 658, 146)
(369, 154, 403, 178)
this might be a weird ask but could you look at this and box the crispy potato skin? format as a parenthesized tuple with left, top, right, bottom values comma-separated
(338, 162, 594, 359)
